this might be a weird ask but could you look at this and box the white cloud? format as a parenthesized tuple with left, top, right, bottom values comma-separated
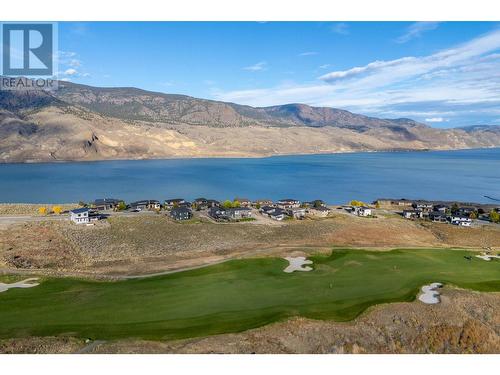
(214, 29, 500, 123)
(425, 117, 447, 123)
(64, 68, 78, 76)
(319, 64, 331, 69)
(56, 51, 91, 80)
(396, 22, 440, 44)
(243, 61, 268, 72)
(331, 23, 349, 35)
(299, 51, 318, 56)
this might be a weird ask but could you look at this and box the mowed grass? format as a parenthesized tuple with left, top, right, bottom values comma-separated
(0, 248, 498, 341)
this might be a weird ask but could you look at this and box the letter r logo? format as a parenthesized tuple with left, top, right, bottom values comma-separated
(2, 23, 53, 76)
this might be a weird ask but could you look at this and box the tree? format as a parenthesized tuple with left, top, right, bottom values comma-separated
(38, 206, 47, 215)
(78, 201, 87, 207)
(52, 206, 62, 215)
(232, 200, 241, 208)
(313, 200, 323, 208)
(451, 203, 459, 215)
(255, 203, 261, 209)
(117, 201, 127, 211)
(490, 210, 500, 223)
(222, 200, 233, 209)
(469, 211, 478, 220)
(350, 200, 367, 207)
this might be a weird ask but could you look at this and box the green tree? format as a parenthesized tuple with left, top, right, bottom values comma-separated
(350, 200, 367, 207)
(232, 200, 241, 208)
(222, 200, 233, 209)
(313, 200, 323, 208)
(117, 201, 127, 211)
(490, 210, 500, 223)
(451, 203, 459, 215)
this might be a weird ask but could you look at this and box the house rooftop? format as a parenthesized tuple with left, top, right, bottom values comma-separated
(70, 207, 90, 214)
(171, 206, 191, 214)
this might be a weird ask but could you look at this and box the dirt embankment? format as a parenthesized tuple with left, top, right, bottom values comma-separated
(1, 213, 500, 276)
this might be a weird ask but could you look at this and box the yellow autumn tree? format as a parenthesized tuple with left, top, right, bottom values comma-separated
(38, 206, 47, 215)
(52, 206, 62, 215)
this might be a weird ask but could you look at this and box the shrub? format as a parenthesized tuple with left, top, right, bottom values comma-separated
(490, 210, 500, 223)
(350, 200, 367, 207)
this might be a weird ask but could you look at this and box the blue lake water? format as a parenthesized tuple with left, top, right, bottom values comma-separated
(0, 148, 499, 204)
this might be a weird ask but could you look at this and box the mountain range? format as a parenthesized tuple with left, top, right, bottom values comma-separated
(1, 80, 500, 163)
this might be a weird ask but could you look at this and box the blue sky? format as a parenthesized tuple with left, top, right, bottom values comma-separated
(57, 22, 500, 127)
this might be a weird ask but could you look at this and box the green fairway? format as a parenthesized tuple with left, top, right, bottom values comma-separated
(0, 248, 499, 341)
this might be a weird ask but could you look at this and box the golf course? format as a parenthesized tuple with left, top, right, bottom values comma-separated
(0, 248, 499, 341)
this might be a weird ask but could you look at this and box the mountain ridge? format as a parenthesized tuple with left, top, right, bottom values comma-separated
(1, 80, 499, 163)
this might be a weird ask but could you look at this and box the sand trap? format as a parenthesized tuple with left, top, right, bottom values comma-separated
(418, 282, 442, 304)
(0, 278, 40, 293)
(476, 254, 500, 261)
(283, 257, 313, 273)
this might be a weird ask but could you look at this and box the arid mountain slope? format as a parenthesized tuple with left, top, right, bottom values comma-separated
(1, 81, 500, 163)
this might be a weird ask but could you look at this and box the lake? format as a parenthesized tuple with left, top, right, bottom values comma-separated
(0, 148, 499, 204)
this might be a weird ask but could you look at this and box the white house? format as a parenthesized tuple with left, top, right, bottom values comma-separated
(287, 207, 306, 219)
(354, 206, 372, 217)
(277, 199, 301, 209)
(450, 215, 472, 226)
(70, 208, 90, 224)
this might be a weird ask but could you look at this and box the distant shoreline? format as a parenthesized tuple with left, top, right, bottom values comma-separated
(1, 146, 499, 166)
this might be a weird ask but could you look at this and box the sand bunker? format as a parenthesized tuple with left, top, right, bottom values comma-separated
(0, 278, 40, 293)
(418, 282, 442, 304)
(283, 257, 313, 273)
(476, 254, 500, 261)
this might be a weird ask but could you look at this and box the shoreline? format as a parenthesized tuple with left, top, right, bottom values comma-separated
(1, 146, 498, 166)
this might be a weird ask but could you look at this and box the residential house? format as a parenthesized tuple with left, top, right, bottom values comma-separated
(269, 207, 286, 221)
(354, 206, 372, 217)
(70, 207, 90, 224)
(164, 198, 186, 209)
(208, 206, 228, 221)
(375, 198, 413, 208)
(253, 199, 273, 208)
(206, 199, 220, 208)
(457, 207, 476, 217)
(412, 202, 434, 212)
(429, 211, 447, 223)
(170, 207, 193, 221)
(449, 214, 472, 226)
(129, 200, 161, 211)
(303, 200, 326, 208)
(227, 207, 253, 220)
(433, 204, 448, 214)
(193, 198, 208, 210)
(234, 197, 252, 207)
(70, 208, 100, 224)
(92, 198, 123, 211)
(277, 199, 301, 209)
(287, 207, 306, 219)
(260, 205, 286, 220)
(402, 209, 423, 220)
(309, 206, 331, 217)
(260, 205, 276, 215)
